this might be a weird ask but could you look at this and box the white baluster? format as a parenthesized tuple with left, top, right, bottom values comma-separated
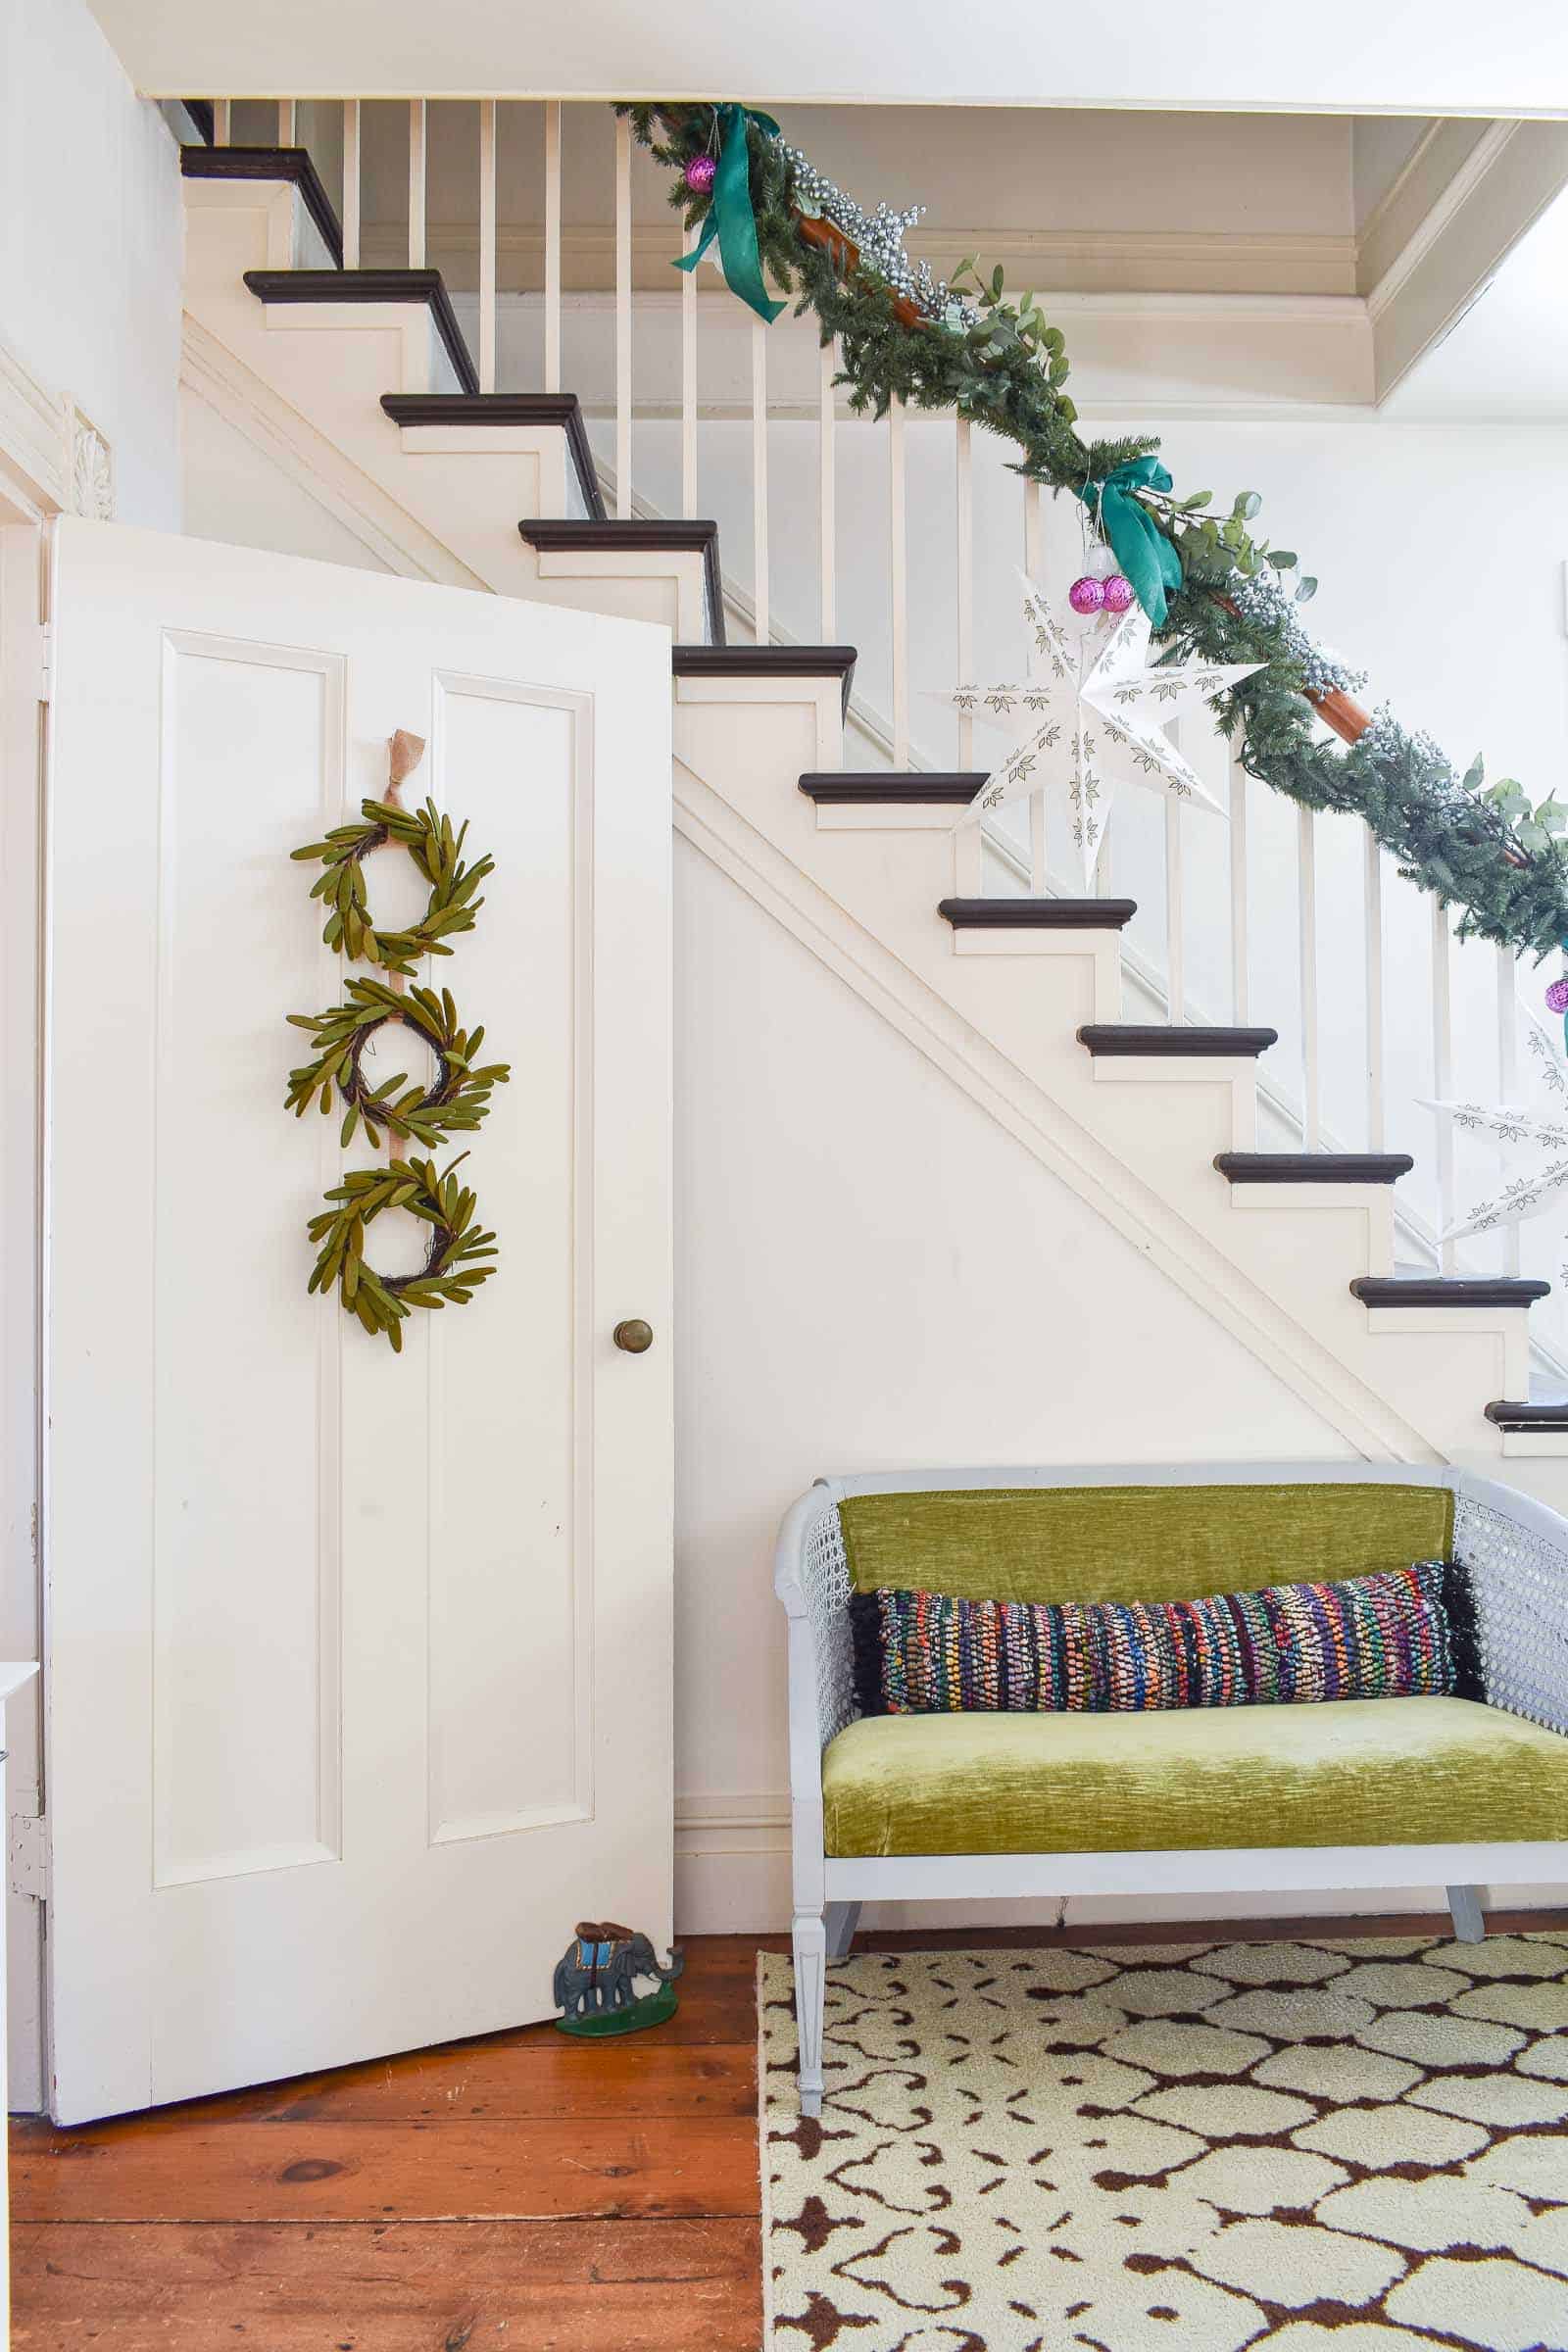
(818, 340, 836, 639)
(1024, 481, 1046, 893)
(408, 100, 426, 269)
(955, 416, 973, 780)
(1497, 944, 1521, 1276)
(889, 399, 908, 765)
(681, 219, 698, 518)
(277, 99, 296, 145)
(342, 101, 362, 270)
(1432, 898, 1455, 1273)
(1229, 749, 1250, 1023)
(1166, 795, 1185, 1022)
(615, 112, 632, 517)
(752, 319, 769, 641)
(213, 99, 231, 147)
(1364, 825, 1385, 1150)
(543, 101, 563, 395)
(1298, 805, 1320, 1146)
(478, 101, 498, 394)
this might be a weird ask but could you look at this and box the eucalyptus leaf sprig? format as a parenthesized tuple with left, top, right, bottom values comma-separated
(306, 1152, 499, 1351)
(285, 975, 511, 1151)
(289, 795, 495, 979)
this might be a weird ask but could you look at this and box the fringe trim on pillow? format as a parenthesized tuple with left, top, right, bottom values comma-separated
(1442, 1558, 1486, 1703)
(848, 1589, 889, 1717)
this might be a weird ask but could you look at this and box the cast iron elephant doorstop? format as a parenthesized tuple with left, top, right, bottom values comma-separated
(552, 1921, 685, 2036)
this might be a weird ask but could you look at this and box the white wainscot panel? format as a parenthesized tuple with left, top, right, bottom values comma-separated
(153, 637, 344, 1887)
(425, 676, 588, 1843)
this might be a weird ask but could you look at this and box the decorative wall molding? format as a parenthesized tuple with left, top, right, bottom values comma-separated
(0, 333, 116, 524)
(361, 220, 1359, 300)
(179, 314, 482, 586)
(1365, 121, 1520, 322)
(671, 759, 1447, 1469)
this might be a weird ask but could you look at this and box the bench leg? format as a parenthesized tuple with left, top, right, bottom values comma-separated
(792, 1908, 827, 2117)
(824, 1901, 860, 1961)
(1446, 1885, 1486, 1943)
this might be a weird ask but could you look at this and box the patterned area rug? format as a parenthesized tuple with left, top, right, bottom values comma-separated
(759, 1936, 1568, 2351)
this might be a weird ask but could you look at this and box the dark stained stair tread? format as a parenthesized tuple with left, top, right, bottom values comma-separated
(672, 644, 858, 715)
(520, 517, 722, 642)
(800, 773, 985, 806)
(1216, 1152, 1415, 1184)
(1485, 1400, 1568, 1429)
(182, 145, 344, 267)
(246, 270, 478, 394)
(1351, 1278, 1550, 1307)
(940, 899, 1137, 929)
(1079, 1025, 1278, 1056)
(384, 394, 603, 515)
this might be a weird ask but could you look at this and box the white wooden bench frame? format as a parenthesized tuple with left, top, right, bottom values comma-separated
(774, 1460, 1568, 2115)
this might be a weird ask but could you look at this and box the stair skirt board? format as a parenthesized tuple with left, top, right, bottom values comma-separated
(1486, 1400, 1568, 1428)
(244, 270, 479, 395)
(520, 516, 723, 642)
(1351, 1279, 1552, 1308)
(1079, 1025, 1279, 1056)
(800, 774, 986, 806)
(182, 145, 346, 268)
(672, 644, 858, 715)
(940, 899, 1138, 929)
(381, 393, 605, 517)
(1216, 1153, 1415, 1184)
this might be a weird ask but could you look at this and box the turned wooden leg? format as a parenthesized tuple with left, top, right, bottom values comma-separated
(824, 1900, 860, 1961)
(1446, 1885, 1486, 1943)
(792, 1908, 827, 2117)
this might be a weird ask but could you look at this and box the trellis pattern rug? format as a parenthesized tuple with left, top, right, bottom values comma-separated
(759, 1935, 1568, 2350)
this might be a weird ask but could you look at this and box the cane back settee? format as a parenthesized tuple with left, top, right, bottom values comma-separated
(774, 1463, 1568, 2114)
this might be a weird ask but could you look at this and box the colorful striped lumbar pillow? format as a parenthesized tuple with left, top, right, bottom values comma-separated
(848, 1562, 1482, 1716)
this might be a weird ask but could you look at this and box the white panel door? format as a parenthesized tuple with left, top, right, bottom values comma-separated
(38, 518, 672, 2124)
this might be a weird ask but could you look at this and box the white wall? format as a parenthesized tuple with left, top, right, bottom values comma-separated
(672, 839, 1366, 1930)
(0, 0, 183, 527)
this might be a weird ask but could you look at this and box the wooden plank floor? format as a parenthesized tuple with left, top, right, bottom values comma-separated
(14, 1907, 1568, 2348)
(11, 1936, 773, 2351)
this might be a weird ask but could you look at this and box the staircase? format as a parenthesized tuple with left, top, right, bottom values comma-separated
(177, 142, 1568, 1467)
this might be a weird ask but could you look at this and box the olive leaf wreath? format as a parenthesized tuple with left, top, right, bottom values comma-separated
(285, 975, 511, 1151)
(306, 1152, 498, 1351)
(289, 793, 494, 979)
(288, 730, 506, 1350)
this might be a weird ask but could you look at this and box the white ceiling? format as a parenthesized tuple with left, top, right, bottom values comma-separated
(90, 0, 1568, 114)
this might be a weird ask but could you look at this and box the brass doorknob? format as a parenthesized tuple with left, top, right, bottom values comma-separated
(613, 1319, 655, 1353)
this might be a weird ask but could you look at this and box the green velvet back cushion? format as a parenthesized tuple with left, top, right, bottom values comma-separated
(836, 1484, 1454, 1607)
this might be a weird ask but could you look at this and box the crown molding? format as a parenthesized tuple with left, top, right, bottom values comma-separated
(360, 219, 1357, 298)
(0, 335, 114, 523)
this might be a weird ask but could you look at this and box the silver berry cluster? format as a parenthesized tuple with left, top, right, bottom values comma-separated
(773, 138, 969, 320)
(1360, 703, 1457, 787)
(1228, 567, 1367, 698)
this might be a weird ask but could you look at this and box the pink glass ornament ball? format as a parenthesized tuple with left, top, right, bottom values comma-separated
(1101, 573, 1136, 614)
(1068, 574, 1105, 614)
(1546, 978, 1568, 1015)
(684, 155, 717, 193)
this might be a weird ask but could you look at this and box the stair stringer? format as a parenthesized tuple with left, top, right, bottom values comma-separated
(672, 716, 1520, 1465)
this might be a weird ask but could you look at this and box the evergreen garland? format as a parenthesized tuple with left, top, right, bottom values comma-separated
(622, 101, 1568, 958)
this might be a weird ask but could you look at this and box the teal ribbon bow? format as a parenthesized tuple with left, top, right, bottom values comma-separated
(1077, 457, 1183, 629)
(672, 104, 785, 326)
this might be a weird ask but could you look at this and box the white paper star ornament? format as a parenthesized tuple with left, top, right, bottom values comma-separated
(940, 578, 1265, 886)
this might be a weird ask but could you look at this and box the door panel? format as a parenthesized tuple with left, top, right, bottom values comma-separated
(41, 519, 672, 2123)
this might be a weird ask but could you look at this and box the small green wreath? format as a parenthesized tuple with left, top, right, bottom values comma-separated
(289, 795, 495, 979)
(306, 1152, 497, 1351)
(285, 975, 511, 1150)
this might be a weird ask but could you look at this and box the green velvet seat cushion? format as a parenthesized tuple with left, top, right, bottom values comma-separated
(820, 1696, 1568, 1857)
(837, 1483, 1454, 1607)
